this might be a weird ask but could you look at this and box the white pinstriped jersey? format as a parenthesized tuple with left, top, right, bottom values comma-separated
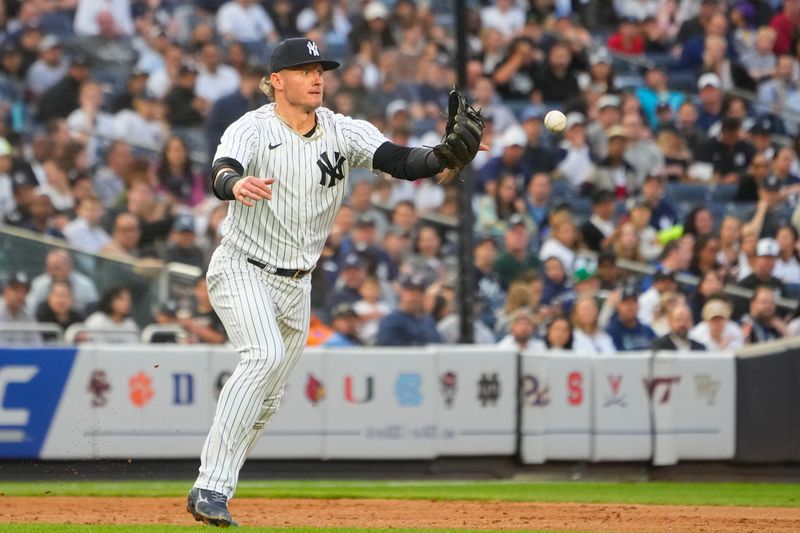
(214, 103, 388, 270)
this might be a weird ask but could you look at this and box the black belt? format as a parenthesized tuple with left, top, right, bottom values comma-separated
(247, 257, 311, 279)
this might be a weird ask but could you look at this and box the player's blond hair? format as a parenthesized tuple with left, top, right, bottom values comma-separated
(260, 76, 275, 101)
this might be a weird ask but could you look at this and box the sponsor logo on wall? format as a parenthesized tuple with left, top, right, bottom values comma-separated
(214, 371, 231, 400)
(604, 374, 626, 407)
(643, 376, 681, 404)
(567, 371, 583, 406)
(305, 374, 325, 405)
(694, 374, 720, 406)
(477, 373, 500, 407)
(344, 375, 374, 404)
(439, 371, 457, 408)
(172, 373, 194, 405)
(522, 374, 549, 406)
(128, 372, 154, 407)
(88, 370, 110, 407)
(395, 373, 422, 407)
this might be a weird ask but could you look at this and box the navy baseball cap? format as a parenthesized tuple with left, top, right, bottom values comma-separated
(269, 38, 340, 74)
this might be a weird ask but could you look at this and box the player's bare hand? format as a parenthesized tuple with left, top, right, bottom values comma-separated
(479, 143, 490, 151)
(233, 176, 274, 207)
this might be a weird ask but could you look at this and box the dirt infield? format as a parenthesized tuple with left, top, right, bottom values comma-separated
(2, 496, 800, 531)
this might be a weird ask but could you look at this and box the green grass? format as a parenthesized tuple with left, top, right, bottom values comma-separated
(0, 480, 798, 507)
(0, 527, 586, 533)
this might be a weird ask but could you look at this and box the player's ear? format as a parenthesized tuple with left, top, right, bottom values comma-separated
(270, 72, 283, 91)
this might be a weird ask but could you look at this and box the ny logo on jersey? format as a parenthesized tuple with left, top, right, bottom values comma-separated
(307, 41, 320, 57)
(317, 151, 346, 188)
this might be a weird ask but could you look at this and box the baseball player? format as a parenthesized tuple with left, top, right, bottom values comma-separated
(186, 38, 484, 527)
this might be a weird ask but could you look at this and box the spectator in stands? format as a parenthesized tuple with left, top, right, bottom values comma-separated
(102, 211, 143, 259)
(493, 214, 540, 288)
(540, 256, 570, 308)
(196, 41, 241, 105)
(742, 174, 786, 239)
(773, 225, 800, 285)
(690, 269, 725, 322)
(675, 101, 708, 158)
(348, 215, 394, 281)
(492, 36, 538, 102)
(572, 295, 616, 354)
(25, 35, 67, 98)
(74, 0, 134, 37)
(205, 65, 267, 162)
(389, 200, 418, 236)
(104, 178, 175, 256)
(480, 0, 526, 38)
(642, 172, 678, 231)
(557, 112, 594, 189)
(37, 54, 91, 122)
(164, 65, 206, 131)
(651, 303, 706, 350)
(689, 296, 744, 350)
(608, 17, 644, 55)
(586, 95, 621, 159)
(403, 224, 452, 286)
(580, 188, 622, 253)
(741, 284, 788, 342)
(770, 146, 800, 195)
(585, 127, 638, 198)
(543, 316, 573, 350)
(27, 249, 99, 316)
(216, 0, 278, 44)
(760, 56, 799, 127)
(497, 307, 543, 352)
(164, 214, 205, 270)
(495, 278, 537, 338)
(635, 64, 685, 128)
(353, 276, 390, 346)
(476, 173, 535, 238)
(84, 286, 139, 343)
(611, 221, 643, 263)
(638, 267, 678, 325)
(148, 299, 183, 344)
(0, 272, 41, 346)
(177, 276, 226, 344)
(348, 180, 389, 238)
(328, 253, 367, 309)
(769, 0, 800, 55)
(156, 136, 204, 207)
(93, 141, 132, 208)
(736, 151, 773, 202)
(325, 302, 363, 347)
(697, 117, 755, 182)
(63, 196, 110, 253)
(114, 91, 168, 152)
(695, 72, 724, 133)
(145, 43, 182, 99)
(738, 237, 787, 297)
(19, 192, 64, 239)
(473, 235, 505, 331)
(606, 284, 657, 351)
(628, 200, 661, 261)
(376, 274, 442, 346)
(741, 26, 778, 82)
(471, 76, 518, 135)
(524, 172, 553, 233)
(477, 126, 533, 194)
(622, 112, 665, 185)
(35, 279, 83, 340)
(540, 216, 579, 275)
(535, 41, 581, 104)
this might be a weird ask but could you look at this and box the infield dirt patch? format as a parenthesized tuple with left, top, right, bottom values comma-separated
(2, 496, 800, 531)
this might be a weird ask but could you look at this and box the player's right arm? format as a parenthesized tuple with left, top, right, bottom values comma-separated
(210, 116, 274, 207)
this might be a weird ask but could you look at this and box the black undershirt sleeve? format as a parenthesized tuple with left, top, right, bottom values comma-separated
(372, 141, 444, 181)
(210, 157, 245, 201)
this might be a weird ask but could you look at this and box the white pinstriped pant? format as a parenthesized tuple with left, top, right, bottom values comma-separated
(194, 243, 311, 498)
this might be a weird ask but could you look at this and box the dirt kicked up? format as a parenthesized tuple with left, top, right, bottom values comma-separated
(2, 496, 800, 532)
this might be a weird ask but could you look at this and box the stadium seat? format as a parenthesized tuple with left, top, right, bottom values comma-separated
(710, 184, 739, 202)
(666, 182, 711, 204)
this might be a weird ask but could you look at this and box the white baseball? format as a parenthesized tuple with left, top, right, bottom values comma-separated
(544, 110, 567, 133)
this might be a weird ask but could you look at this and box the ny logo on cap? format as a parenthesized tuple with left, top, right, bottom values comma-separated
(307, 41, 320, 57)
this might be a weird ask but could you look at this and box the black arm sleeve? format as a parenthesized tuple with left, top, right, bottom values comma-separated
(372, 141, 444, 181)
(210, 157, 245, 201)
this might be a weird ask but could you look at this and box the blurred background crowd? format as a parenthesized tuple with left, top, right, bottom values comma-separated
(3, 0, 800, 351)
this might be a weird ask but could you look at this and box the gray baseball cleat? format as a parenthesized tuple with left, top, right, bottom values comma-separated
(187, 487, 238, 527)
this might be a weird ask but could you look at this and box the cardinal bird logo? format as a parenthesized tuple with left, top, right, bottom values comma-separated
(305, 374, 325, 405)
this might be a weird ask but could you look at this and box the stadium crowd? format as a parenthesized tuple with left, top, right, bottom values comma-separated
(3, 0, 800, 351)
